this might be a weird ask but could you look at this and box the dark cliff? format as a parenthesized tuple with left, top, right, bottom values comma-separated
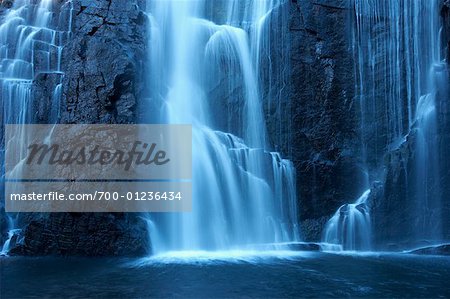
(61, 0, 147, 124)
(288, 0, 450, 247)
(3, 0, 151, 256)
(440, 0, 450, 244)
(288, 0, 365, 241)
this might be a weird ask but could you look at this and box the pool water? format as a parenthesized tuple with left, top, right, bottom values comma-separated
(1, 251, 449, 298)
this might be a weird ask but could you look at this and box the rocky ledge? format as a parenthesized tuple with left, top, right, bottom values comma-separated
(9, 213, 150, 257)
(409, 244, 450, 256)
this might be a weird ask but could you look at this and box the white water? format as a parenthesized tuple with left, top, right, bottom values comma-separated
(130, 250, 313, 266)
(323, 190, 371, 251)
(0, 214, 20, 255)
(0, 0, 72, 254)
(145, 0, 299, 253)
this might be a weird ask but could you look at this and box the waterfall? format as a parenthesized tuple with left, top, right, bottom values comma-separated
(354, 0, 441, 168)
(322, 190, 371, 251)
(145, 0, 299, 253)
(323, 0, 444, 250)
(0, 0, 73, 254)
(0, 214, 20, 255)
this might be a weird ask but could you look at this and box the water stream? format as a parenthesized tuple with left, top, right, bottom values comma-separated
(323, 0, 445, 250)
(145, 0, 299, 253)
(322, 190, 371, 251)
(0, 0, 73, 255)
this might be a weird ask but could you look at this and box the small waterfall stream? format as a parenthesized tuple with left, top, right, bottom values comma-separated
(323, 190, 371, 251)
(0, 0, 73, 255)
(145, 0, 299, 253)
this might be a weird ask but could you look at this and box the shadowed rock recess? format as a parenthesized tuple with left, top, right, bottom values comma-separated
(288, 0, 364, 241)
(1, 0, 449, 255)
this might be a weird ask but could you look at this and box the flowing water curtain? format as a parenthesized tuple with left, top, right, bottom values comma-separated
(346, 0, 442, 248)
(322, 0, 443, 251)
(411, 0, 444, 242)
(354, 0, 441, 170)
(0, 0, 73, 254)
(145, 0, 299, 252)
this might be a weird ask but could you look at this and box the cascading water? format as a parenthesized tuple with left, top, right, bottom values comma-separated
(0, 213, 20, 254)
(354, 0, 442, 169)
(0, 0, 73, 254)
(145, 0, 299, 253)
(322, 190, 371, 251)
(412, 62, 446, 243)
(323, 0, 445, 250)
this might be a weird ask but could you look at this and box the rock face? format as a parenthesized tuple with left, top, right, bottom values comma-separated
(440, 0, 450, 246)
(367, 133, 422, 249)
(9, 213, 149, 256)
(0, 207, 7, 246)
(61, 0, 148, 124)
(287, 0, 365, 241)
(442, 0, 450, 61)
(287, 0, 450, 245)
(3, 0, 151, 256)
(0, 0, 14, 10)
(409, 244, 450, 256)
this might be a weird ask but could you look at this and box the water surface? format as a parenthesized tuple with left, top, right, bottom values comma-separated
(1, 252, 449, 298)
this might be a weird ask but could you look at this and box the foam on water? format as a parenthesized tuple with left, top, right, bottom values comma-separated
(129, 250, 314, 266)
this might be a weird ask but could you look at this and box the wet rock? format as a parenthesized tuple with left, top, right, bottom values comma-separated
(1, 0, 14, 9)
(60, 0, 148, 124)
(286, 242, 321, 251)
(409, 244, 450, 256)
(6, 0, 150, 257)
(0, 207, 7, 246)
(9, 213, 150, 256)
(440, 0, 450, 243)
(370, 127, 447, 249)
(288, 0, 364, 232)
(441, 0, 450, 60)
(369, 133, 415, 247)
(300, 217, 329, 242)
(32, 73, 65, 123)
